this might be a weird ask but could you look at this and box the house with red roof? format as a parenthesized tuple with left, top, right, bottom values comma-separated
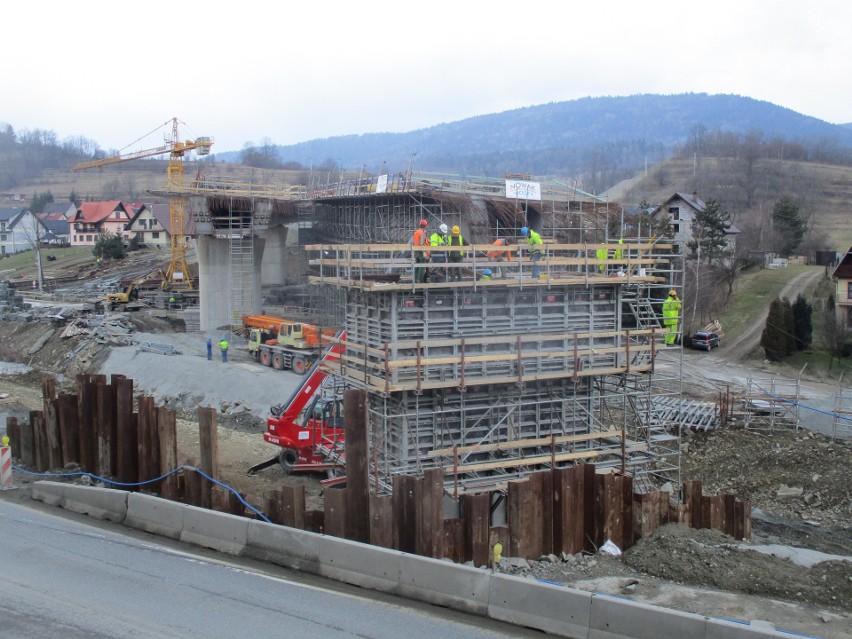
(831, 246, 852, 328)
(70, 201, 133, 247)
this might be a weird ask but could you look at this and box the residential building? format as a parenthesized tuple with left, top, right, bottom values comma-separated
(70, 201, 133, 247)
(652, 192, 739, 257)
(0, 207, 48, 255)
(126, 203, 195, 250)
(831, 246, 852, 328)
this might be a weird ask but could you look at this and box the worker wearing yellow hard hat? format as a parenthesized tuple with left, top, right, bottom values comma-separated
(662, 289, 682, 346)
(447, 225, 465, 281)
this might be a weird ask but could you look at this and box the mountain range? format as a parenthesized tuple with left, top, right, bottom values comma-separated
(212, 93, 852, 179)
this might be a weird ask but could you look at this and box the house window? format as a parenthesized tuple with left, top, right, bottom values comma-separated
(672, 223, 680, 233)
(0, 234, 6, 241)
(847, 281, 852, 299)
(115, 211, 122, 218)
(668, 206, 680, 221)
(152, 232, 160, 239)
(86, 234, 93, 242)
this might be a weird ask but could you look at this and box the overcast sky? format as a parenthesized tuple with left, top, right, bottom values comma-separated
(3, 0, 850, 161)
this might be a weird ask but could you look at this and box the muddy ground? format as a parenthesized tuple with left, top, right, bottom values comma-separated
(1, 255, 851, 637)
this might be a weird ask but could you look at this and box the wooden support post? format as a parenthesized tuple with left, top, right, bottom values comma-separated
(741, 498, 752, 541)
(463, 493, 490, 567)
(57, 394, 79, 467)
(414, 467, 444, 558)
(619, 474, 634, 550)
(324, 486, 348, 538)
(554, 465, 586, 555)
(198, 407, 218, 509)
(723, 494, 737, 538)
(682, 479, 703, 529)
(369, 494, 393, 549)
(31, 410, 48, 472)
(76, 375, 96, 474)
(263, 489, 282, 524)
(709, 495, 725, 532)
(5, 417, 20, 459)
(392, 474, 416, 553)
(508, 474, 543, 558)
(115, 376, 136, 486)
(137, 396, 156, 484)
(582, 463, 597, 552)
(343, 389, 369, 543)
(42, 378, 62, 469)
(157, 406, 178, 500)
(18, 416, 34, 468)
(443, 519, 465, 563)
(96, 379, 115, 477)
(303, 510, 324, 534)
(280, 484, 306, 529)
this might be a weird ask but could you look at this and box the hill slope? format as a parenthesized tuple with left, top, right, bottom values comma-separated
(215, 93, 852, 177)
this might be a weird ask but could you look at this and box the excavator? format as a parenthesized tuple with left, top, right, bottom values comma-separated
(247, 329, 348, 479)
(104, 274, 148, 311)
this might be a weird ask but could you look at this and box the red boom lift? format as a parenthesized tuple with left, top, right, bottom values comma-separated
(248, 330, 347, 479)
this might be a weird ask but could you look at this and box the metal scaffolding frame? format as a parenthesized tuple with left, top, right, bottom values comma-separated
(309, 239, 684, 496)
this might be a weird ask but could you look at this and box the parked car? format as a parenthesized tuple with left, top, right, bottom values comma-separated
(691, 331, 720, 350)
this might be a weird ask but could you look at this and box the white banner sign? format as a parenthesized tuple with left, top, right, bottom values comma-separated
(505, 179, 541, 201)
(376, 174, 388, 194)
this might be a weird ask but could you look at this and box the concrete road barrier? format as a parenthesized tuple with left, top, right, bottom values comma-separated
(317, 535, 402, 593)
(180, 504, 248, 555)
(245, 520, 321, 573)
(589, 593, 707, 639)
(705, 617, 793, 638)
(26, 485, 807, 639)
(488, 573, 591, 638)
(32, 480, 127, 523)
(398, 553, 491, 615)
(125, 492, 185, 539)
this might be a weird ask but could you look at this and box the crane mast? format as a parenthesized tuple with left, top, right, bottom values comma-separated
(73, 117, 213, 290)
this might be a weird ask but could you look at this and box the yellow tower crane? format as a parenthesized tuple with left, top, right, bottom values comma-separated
(74, 117, 213, 290)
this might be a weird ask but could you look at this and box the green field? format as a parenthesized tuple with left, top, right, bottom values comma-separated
(717, 263, 851, 380)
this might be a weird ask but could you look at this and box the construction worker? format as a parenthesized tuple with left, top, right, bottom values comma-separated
(662, 290, 682, 347)
(520, 226, 543, 279)
(447, 225, 465, 281)
(411, 219, 430, 283)
(429, 223, 449, 282)
(218, 336, 229, 362)
(206, 337, 212, 361)
(488, 238, 513, 278)
(596, 242, 607, 273)
(612, 239, 624, 276)
(480, 268, 493, 281)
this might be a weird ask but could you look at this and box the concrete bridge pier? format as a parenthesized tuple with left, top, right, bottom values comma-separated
(196, 234, 265, 332)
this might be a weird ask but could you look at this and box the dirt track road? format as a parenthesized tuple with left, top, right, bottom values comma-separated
(722, 267, 823, 360)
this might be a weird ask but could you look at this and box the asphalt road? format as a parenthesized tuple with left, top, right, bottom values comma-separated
(0, 500, 540, 639)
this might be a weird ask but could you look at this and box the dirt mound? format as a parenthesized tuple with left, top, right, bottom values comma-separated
(681, 427, 852, 532)
(622, 524, 851, 609)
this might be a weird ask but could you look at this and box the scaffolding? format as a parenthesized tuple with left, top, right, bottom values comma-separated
(309, 240, 684, 496)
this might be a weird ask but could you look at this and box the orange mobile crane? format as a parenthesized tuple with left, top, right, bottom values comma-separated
(74, 117, 213, 290)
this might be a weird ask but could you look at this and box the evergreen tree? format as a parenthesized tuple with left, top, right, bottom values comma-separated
(772, 196, 807, 257)
(791, 294, 813, 350)
(687, 198, 731, 264)
(780, 297, 796, 355)
(93, 231, 125, 261)
(760, 297, 787, 361)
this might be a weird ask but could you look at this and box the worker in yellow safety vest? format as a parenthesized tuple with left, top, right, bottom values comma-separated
(662, 290, 682, 346)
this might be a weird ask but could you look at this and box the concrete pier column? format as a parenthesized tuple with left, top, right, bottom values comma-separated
(196, 235, 231, 332)
(261, 225, 288, 286)
(196, 235, 265, 332)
